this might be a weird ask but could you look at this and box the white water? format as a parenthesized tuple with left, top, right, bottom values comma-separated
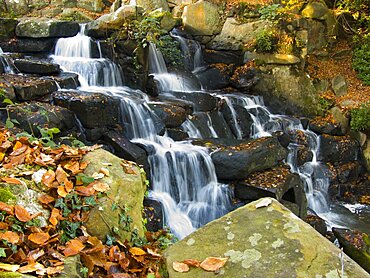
(52, 27, 232, 239)
(0, 47, 18, 74)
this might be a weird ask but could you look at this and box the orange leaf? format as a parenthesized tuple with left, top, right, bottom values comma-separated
(46, 266, 64, 275)
(0, 222, 8, 229)
(0, 231, 20, 244)
(199, 257, 228, 272)
(92, 181, 110, 192)
(49, 208, 61, 226)
(75, 185, 95, 196)
(0, 202, 14, 215)
(172, 261, 190, 273)
(56, 166, 69, 184)
(14, 205, 32, 222)
(57, 186, 68, 198)
(63, 161, 80, 174)
(79, 161, 89, 170)
(42, 169, 55, 188)
(64, 179, 74, 193)
(38, 194, 55, 204)
(129, 247, 146, 256)
(18, 262, 45, 274)
(28, 232, 50, 245)
(1, 177, 22, 185)
(63, 239, 84, 257)
(183, 259, 200, 268)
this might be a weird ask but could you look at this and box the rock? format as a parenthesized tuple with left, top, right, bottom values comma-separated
(309, 118, 342, 136)
(40, 7, 64, 18)
(234, 166, 307, 218)
(0, 18, 17, 39)
(332, 74, 348, 96)
(333, 228, 370, 273)
(59, 8, 94, 22)
(169, 91, 219, 112)
(0, 78, 16, 106)
(149, 10, 178, 31)
(165, 198, 369, 277)
(83, 149, 146, 241)
(301, 2, 329, 19)
(136, 0, 169, 12)
(306, 19, 327, 53)
(77, 0, 105, 12)
(166, 128, 188, 141)
(330, 106, 349, 134)
(305, 213, 327, 236)
(45, 72, 80, 89)
(208, 18, 270, 51)
(8, 102, 76, 137)
(1, 74, 58, 101)
(102, 130, 149, 172)
(143, 198, 163, 232)
(16, 19, 79, 38)
(254, 66, 321, 116)
(318, 135, 361, 163)
(182, 0, 221, 36)
(203, 50, 244, 65)
(0, 0, 30, 15)
(220, 99, 253, 139)
(244, 52, 301, 65)
(0, 38, 56, 53)
(295, 145, 314, 166)
(58, 255, 84, 277)
(52, 90, 121, 129)
(14, 59, 61, 75)
(148, 102, 188, 128)
(85, 127, 108, 141)
(229, 65, 259, 90)
(211, 137, 288, 180)
(335, 161, 363, 184)
(51, 0, 77, 8)
(363, 138, 370, 171)
(194, 64, 232, 90)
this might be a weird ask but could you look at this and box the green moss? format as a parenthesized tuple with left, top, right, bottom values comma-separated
(0, 187, 16, 204)
(350, 103, 370, 131)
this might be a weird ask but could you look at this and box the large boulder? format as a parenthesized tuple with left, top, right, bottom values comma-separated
(52, 90, 121, 129)
(195, 64, 233, 90)
(0, 18, 17, 39)
(0, 38, 56, 53)
(77, 0, 106, 12)
(211, 137, 288, 180)
(83, 149, 146, 241)
(136, 0, 169, 12)
(14, 59, 61, 75)
(16, 19, 79, 38)
(318, 134, 361, 163)
(168, 91, 219, 112)
(182, 0, 221, 36)
(208, 18, 271, 51)
(165, 198, 369, 277)
(148, 102, 188, 128)
(301, 2, 329, 19)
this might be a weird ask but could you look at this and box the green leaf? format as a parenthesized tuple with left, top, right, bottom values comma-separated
(11, 118, 19, 124)
(5, 118, 14, 129)
(2, 98, 14, 105)
(0, 248, 6, 257)
(147, 273, 155, 278)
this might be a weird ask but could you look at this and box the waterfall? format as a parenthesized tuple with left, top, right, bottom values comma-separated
(0, 47, 18, 74)
(51, 25, 124, 87)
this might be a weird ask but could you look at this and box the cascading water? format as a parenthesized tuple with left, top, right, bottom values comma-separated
(0, 47, 18, 74)
(51, 27, 233, 239)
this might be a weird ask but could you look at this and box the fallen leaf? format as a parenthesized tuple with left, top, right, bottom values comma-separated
(172, 261, 189, 273)
(18, 262, 45, 273)
(129, 247, 146, 256)
(0, 222, 8, 229)
(92, 172, 105, 180)
(199, 257, 228, 272)
(46, 266, 64, 275)
(42, 169, 55, 187)
(57, 186, 68, 198)
(63, 161, 80, 174)
(0, 262, 20, 272)
(183, 259, 200, 268)
(63, 239, 84, 257)
(146, 248, 161, 258)
(0, 202, 14, 215)
(1, 177, 23, 185)
(92, 181, 110, 192)
(49, 208, 61, 226)
(28, 232, 50, 245)
(64, 179, 74, 193)
(75, 185, 96, 196)
(99, 167, 110, 176)
(38, 194, 55, 204)
(56, 166, 69, 184)
(0, 231, 20, 244)
(10, 143, 27, 156)
(255, 198, 272, 208)
(14, 205, 32, 222)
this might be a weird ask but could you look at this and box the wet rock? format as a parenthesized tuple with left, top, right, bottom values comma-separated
(305, 213, 327, 236)
(44, 72, 80, 89)
(220, 100, 253, 139)
(182, 1, 221, 36)
(16, 19, 79, 38)
(203, 50, 244, 65)
(234, 166, 307, 218)
(318, 135, 360, 163)
(14, 59, 61, 75)
(0, 18, 17, 39)
(195, 64, 233, 90)
(8, 102, 75, 137)
(158, 95, 194, 115)
(0, 78, 16, 106)
(169, 91, 219, 112)
(0, 38, 56, 53)
(2, 74, 58, 101)
(166, 128, 188, 141)
(83, 149, 146, 241)
(143, 198, 163, 232)
(85, 127, 109, 141)
(309, 118, 342, 135)
(211, 137, 288, 180)
(148, 102, 188, 128)
(165, 198, 369, 277)
(296, 145, 314, 166)
(53, 90, 121, 129)
(244, 52, 301, 65)
(229, 65, 259, 91)
(336, 161, 364, 184)
(333, 228, 370, 273)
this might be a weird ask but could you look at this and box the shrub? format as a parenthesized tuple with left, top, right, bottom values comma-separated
(352, 35, 370, 85)
(350, 103, 370, 131)
(255, 29, 278, 53)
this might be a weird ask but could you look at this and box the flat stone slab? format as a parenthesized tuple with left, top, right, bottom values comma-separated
(165, 198, 369, 277)
(14, 59, 60, 75)
(16, 18, 79, 38)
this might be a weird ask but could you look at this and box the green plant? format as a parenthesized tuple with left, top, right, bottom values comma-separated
(258, 4, 282, 21)
(318, 97, 334, 115)
(350, 103, 370, 131)
(255, 29, 278, 53)
(352, 35, 370, 85)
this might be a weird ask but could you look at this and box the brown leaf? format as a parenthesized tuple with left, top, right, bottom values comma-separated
(92, 181, 110, 192)
(42, 169, 55, 188)
(129, 247, 146, 256)
(0, 202, 14, 215)
(63, 161, 80, 174)
(199, 257, 228, 272)
(64, 179, 74, 193)
(18, 262, 45, 274)
(75, 185, 96, 196)
(10, 143, 27, 156)
(99, 167, 109, 176)
(108, 246, 121, 262)
(183, 259, 201, 268)
(1, 177, 23, 185)
(79, 161, 89, 170)
(146, 248, 161, 258)
(57, 186, 68, 198)
(0, 222, 8, 229)
(172, 261, 190, 273)
(55, 165, 69, 184)
(121, 161, 137, 174)
(14, 205, 32, 222)
(28, 249, 45, 261)
(38, 194, 55, 205)
(28, 232, 50, 245)
(84, 236, 104, 254)
(46, 266, 64, 275)
(0, 262, 20, 272)
(49, 208, 61, 226)
(63, 239, 84, 257)
(0, 231, 20, 244)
